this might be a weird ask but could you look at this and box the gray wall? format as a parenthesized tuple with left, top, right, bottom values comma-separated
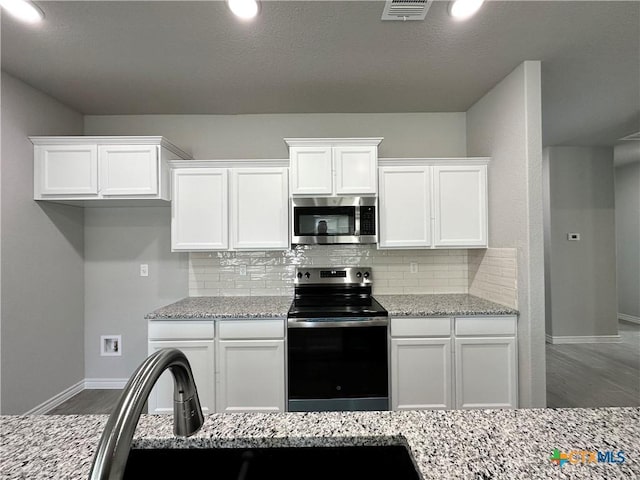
(544, 146, 618, 338)
(84, 207, 188, 379)
(1, 72, 85, 414)
(466, 61, 546, 408)
(84, 113, 467, 158)
(83, 112, 467, 380)
(614, 144, 640, 321)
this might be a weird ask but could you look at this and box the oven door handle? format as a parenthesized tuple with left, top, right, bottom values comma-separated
(287, 317, 389, 328)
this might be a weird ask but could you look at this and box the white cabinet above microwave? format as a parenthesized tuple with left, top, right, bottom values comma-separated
(31, 136, 191, 206)
(285, 138, 382, 196)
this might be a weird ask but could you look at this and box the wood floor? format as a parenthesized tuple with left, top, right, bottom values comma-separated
(546, 321, 640, 408)
(46, 389, 122, 415)
(45, 321, 639, 414)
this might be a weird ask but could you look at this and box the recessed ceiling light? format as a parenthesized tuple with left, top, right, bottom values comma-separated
(0, 0, 44, 24)
(227, 0, 260, 21)
(449, 0, 484, 21)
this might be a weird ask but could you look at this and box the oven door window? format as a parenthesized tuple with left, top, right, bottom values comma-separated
(294, 207, 356, 237)
(287, 326, 388, 400)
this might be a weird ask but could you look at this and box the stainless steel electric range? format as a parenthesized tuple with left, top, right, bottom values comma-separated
(287, 267, 389, 412)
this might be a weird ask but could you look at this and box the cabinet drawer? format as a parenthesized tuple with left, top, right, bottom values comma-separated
(454, 316, 517, 336)
(391, 317, 451, 337)
(218, 319, 285, 340)
(148, 320, 214, 340)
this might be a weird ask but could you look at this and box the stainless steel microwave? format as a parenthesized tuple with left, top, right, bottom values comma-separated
(291, 197, 377, 245)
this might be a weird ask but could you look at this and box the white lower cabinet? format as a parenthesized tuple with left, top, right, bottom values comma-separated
(216, 319, 286, 413)
(391, 315, 517, 411)
(217, 339, 285, 413)
(390, 337, 452, 410)
(454, 316, 518, 409)
(147, 340, 215, 415)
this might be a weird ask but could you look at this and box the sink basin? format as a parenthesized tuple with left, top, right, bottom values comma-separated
(124, 444, 421, 479)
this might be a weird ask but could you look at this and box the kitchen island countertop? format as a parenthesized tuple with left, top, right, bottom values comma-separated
(2, 407, 638, 479)
(145, 294, 517, 320)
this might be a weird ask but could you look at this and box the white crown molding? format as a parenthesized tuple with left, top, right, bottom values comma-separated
(28, 136, 191, 160)
(168, 159, 289, 169)
(545, 334, 621, 344)
(379, 157, 491, 167)
(284, 137, 383, 147)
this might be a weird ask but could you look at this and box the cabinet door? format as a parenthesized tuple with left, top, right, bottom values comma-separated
(230, 168, 289, 250)
(390, 338, 452, 410)
(147, 340, 215, 415)
(454, 337, 517, 409)
(99, 145, 158, 196)
(171, 168, 228, 251)
(379, 167, 431, 248)
(35, 144, 98, 196)
(334, 146, 377, 195)
(217, 339, 285, 413)
(433, 165, 487, 247)
(290, 146, 333, 195)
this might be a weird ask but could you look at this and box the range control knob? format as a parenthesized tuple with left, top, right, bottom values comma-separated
(363, 271, 370, 279)
(356, 272, 362, 278)
(297, 272, 303, 279)
(304, 272, 311, 279)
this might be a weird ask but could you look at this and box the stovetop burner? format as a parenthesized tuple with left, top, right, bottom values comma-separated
(287, 267, 387, 319)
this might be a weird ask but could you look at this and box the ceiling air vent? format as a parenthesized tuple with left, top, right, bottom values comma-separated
(381, 0, 433, 21)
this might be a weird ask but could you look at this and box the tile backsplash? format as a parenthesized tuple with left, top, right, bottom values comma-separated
(468, 248, 518, 309)
(190, 246, 484, 297)
(190, 246, 518, 307)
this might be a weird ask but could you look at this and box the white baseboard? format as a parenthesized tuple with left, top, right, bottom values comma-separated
(84, 378, 128, 389)
(546, 334, 621, 344)
(618, 313, 640, 325)
(24, 380, 85, 415)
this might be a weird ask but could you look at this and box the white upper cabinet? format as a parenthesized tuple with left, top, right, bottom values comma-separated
(172, 168, 228, 252)
(35, 144, 98, 196)
(99, 145, 158, 196)
(378, 159, 489, 249)
(333, 145, 378, 195)
(433, 165, 488, 247)
(289, 146, 333, 195)
(31, 136, 190, 204)
(379, 166, 432, 248)
(230, 168, 289, 250)
(170, 161, 290, 252)
(286, 138, 382, 196)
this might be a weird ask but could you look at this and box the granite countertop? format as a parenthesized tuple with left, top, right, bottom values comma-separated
(375, 294, 518, 317)
(2, 408, 638, 479)
(146, 294, 517, 320)
(145, 296, 292, 319)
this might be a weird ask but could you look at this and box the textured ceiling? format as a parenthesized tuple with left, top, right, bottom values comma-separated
(1, 1, 639, 146)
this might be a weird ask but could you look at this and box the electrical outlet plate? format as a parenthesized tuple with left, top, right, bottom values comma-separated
(567, 233, 581, 241)
(410, 262, 418, 274)
(239, 264, 247, 276)
(101, 335, 122, 356)
(140, 264, 149, 277)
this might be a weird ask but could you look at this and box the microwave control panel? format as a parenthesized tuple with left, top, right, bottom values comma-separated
(360, 206, 376, 236)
